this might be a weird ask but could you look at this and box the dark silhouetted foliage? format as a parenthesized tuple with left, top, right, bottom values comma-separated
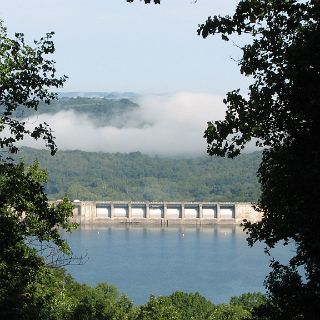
(198, 0, 320, 318)
(0, 21, 76, 319)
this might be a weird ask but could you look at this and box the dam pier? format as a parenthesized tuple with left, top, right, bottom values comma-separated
(66, 201, 262, 225)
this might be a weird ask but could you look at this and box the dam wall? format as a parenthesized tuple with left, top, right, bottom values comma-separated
(64, 201, 262, 226)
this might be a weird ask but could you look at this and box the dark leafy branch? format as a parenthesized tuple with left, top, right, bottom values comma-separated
(197, 1, 320, 318)
(0, 23, 67, 156)
(0, 21, 78, 318)
(198, 0, 320, 158)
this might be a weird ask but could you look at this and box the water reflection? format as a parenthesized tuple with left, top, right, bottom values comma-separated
(64, 225, 292, 305)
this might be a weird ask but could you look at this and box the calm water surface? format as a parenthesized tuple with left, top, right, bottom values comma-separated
(64, 225, 293, 305)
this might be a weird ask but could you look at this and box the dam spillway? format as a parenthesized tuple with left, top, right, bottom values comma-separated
(66, 201, 262, 225)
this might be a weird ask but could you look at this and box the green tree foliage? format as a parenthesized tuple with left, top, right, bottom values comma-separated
(0, 21, 66, 155)
(17, 147, 261, 202)
(137, 295, 183, 320)
(163, 291, 216, 320)
(13, 96, 139, 127)
(0, 21, 76, 318)
(19, 267, 265, 320)
(230, 292, 266, 314)
(0, 158, 76, 319)
(136, 291, 265, 320)
(136, 292, 216, 320)
(70, 283, 135, 320)
(17, 268, 137, 320)
(208, 304, 250, 320)
(196, 0, 320, 318)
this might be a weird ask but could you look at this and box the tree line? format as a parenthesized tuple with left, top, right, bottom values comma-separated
(17, 147, 261, 202)
(13, 96, 139, 127)
(10, 266, 266, 320)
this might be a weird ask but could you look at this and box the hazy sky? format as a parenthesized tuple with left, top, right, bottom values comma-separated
(0, 0, 249, 95)
(1, 0, 256, 155)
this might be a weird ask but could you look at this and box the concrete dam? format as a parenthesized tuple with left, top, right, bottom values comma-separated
(68, 201, 262, 225)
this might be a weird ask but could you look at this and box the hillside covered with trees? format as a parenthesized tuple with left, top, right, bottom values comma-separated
(13, 97, 139, 127)
(18, 147, 261, 202)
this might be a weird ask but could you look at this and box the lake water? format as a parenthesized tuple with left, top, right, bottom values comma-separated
(64, 225, 293, 305)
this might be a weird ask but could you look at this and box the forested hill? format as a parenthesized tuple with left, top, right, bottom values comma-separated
(13, 97, 139, 127)
(17, 147, 261, 202)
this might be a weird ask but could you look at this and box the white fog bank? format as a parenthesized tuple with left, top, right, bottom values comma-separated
(19, 92, 228, 156)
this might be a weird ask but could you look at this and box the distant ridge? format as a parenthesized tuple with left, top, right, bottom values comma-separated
(17, 147, 261, 203)
(13, 96, 139, 127)
(57, 92, 139, 100)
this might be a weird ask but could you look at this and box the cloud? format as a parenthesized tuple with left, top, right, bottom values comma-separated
(19, 92, 227, 156)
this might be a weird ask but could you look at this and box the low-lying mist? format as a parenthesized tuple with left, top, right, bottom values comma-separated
(20, 92, 228, 156)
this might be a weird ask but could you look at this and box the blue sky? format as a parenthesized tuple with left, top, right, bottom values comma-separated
(1, 0, 248, 95)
